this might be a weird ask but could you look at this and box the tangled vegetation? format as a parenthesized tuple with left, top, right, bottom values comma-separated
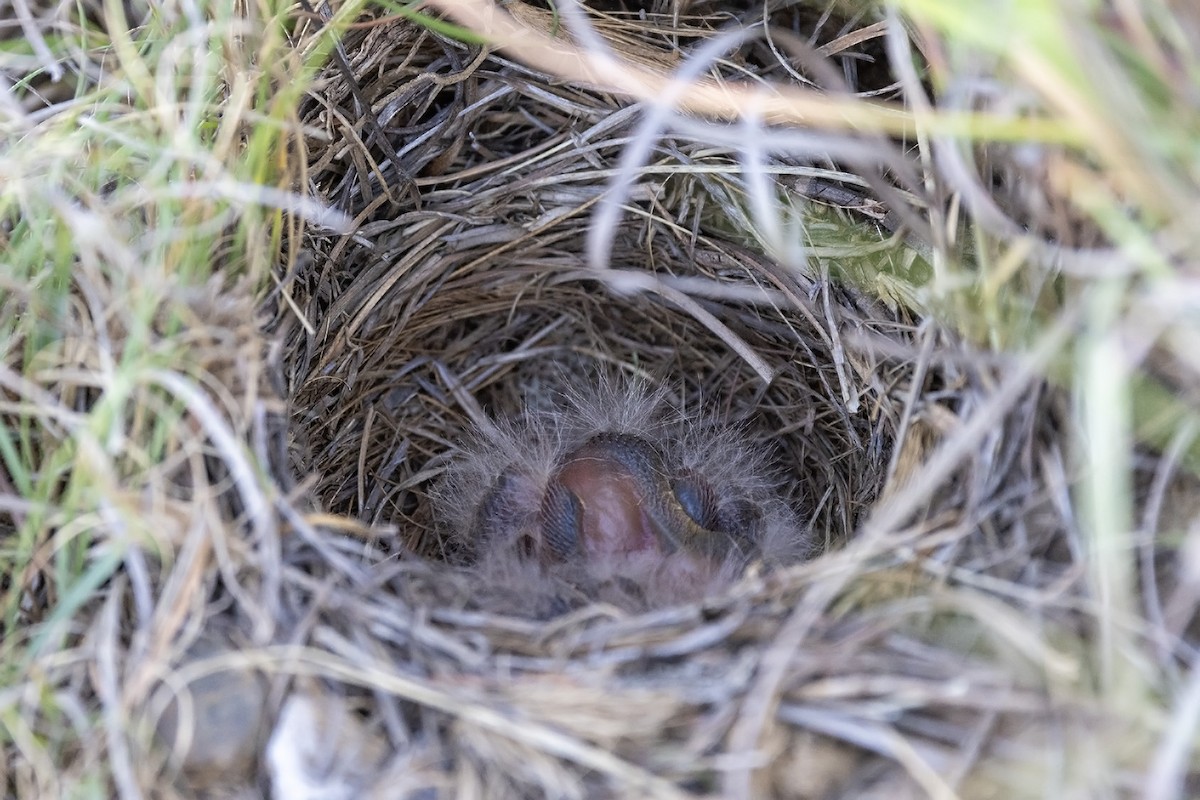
(2, 0, 1199, 797)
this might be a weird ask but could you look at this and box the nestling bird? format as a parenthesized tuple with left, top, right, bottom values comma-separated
(433, 379, 811, 613)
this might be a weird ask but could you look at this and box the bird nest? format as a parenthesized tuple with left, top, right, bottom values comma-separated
(246, 5, 1085, 799)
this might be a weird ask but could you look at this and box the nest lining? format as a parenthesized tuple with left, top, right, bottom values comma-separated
(287, 249, 898, 552)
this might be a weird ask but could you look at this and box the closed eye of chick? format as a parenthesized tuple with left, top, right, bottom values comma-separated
(432, 379, 812, 615)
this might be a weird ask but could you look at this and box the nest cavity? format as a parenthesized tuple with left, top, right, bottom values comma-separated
(278, 16, 909, 574)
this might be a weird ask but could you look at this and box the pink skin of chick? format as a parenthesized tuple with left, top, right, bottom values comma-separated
(434, 380, 811, 611)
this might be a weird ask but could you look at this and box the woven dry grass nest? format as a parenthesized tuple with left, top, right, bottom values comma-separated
(246, 5, 1087, 799)
(279, 13, 907, 581)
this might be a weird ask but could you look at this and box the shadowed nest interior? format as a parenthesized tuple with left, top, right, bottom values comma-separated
(255, 4, 1095, 798)
(278, 9, 908, 562)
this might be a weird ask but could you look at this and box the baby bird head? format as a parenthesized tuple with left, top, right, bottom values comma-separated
(432, 379, 811, 613)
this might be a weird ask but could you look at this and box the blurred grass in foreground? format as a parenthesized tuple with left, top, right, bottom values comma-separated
(0, 0, 357, 789)
(892, 0, 1200, 786)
